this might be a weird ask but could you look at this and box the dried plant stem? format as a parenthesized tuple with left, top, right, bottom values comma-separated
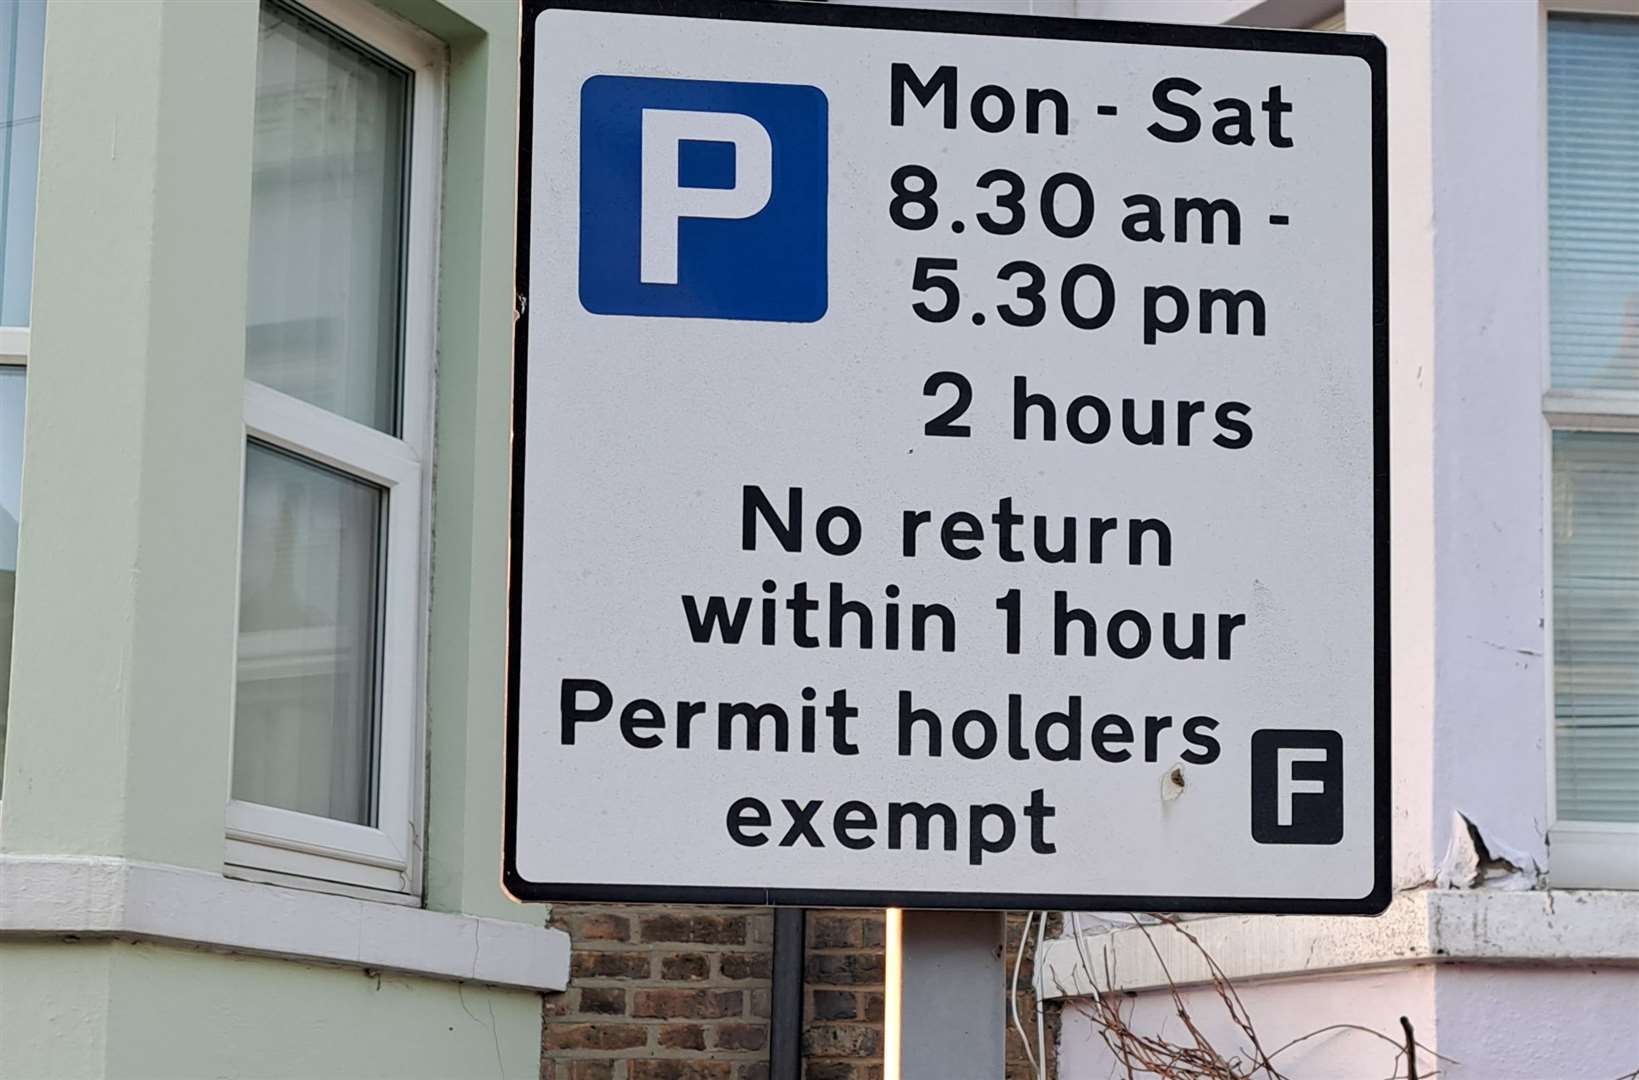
(1060, 913, 1456, 1080)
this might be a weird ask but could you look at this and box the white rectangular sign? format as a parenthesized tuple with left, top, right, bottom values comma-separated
(509, 0, 1388, 913)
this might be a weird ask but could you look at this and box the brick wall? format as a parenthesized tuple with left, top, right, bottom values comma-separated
(542, 905, 774, 1080)
(801, 911, 884, 1080)
(541, 905, 1056, 1080)
(1004, 913, 1061, 1080)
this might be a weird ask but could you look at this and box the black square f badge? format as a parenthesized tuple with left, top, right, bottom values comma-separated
(1251, 730, 1344, 845)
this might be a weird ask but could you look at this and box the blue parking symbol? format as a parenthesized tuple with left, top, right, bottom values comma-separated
(578, 75, 828, 323)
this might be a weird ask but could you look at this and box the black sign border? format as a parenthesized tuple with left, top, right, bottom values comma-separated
(507, 0, 1391, 915)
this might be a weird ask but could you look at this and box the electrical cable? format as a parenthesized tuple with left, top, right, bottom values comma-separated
(1009, 910, 1038, 1077)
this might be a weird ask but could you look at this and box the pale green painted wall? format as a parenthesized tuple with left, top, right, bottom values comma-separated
(2, 940, 542, 1080)
(401, 0, 533, 926)
(0, 0, 543, 1076)
(1, 0, 257, 869)
(0, 942, 111, 1078)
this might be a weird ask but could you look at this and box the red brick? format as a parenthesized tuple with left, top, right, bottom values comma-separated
(640, 914, 748, 945)
(714, 1023, 768, 1052)
(805, 954, 884, 986)
(660, 952, 710, 981)
(808, 915, 863, 949)
(563, 911, 632, 942)
(541, 1023, 647, 1051)
(544, 904, 905, 1080)
(579, 987, 626, 1015)
(803, 1023, 881, 1058)
(810, 990, 857, 1021)
(718, 951, 771, 980)
(572, 951, 651, 980)
(805, 1064, 859, 1080)
(658, 1023, 707, 1050)
(629, 1063, 734, 1080)
(633, 989, 744, 1019)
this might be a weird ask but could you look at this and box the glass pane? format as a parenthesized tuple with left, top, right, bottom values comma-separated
(234, 442, 383, 826)
(1553, 431, 1639, 823)
(1548, 17, 1639, 392)
(0, 1, 45, 327)
(246, 2, 410, 434)
(0, 368, 22, 796)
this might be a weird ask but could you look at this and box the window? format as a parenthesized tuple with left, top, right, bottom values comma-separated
(0, 0, 44, 798)
(1546, 14, 1639, 887)
(229, 0, 443, 897)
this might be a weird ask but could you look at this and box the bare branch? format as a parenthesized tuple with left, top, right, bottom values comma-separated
(1060, 913, 1461, 1080)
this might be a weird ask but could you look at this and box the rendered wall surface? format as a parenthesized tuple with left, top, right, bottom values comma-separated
(0, 943, 111, 1079)
(1057, 968, 1438, 1079)
(1057, 964, 1639, 1080)
(1432, 966, 1639, 1079)
(2, 940, 542, 1080)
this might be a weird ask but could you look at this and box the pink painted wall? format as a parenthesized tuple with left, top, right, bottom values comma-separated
(1059, 968, 1437, 1079)
(1059, 965, 1639, 1080)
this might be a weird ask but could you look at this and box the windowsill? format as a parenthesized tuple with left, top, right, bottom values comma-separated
(0, 854, 568, 993)
(1549, 821, 1639, 889)
(0, 326, 27, 362)
(1037, 887, 1639, 999)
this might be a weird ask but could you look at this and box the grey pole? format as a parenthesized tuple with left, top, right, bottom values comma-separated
(897, 910, 1007, 1080)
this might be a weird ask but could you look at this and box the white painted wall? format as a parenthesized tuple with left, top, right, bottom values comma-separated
(1420, 0, 1551, 882)
(1434, 966, 1639, 1079)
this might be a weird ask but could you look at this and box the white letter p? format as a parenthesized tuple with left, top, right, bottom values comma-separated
(639, 109, 773, 286)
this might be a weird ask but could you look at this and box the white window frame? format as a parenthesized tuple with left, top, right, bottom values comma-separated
(0, 0, 41, 814)
(227, 0, 444, 901)
(1542, 0, 1639, 891)
(0, 342, 23, 826)
(0, 329, 26, 364)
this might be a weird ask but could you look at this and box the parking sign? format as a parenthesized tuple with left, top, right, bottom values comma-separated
(509, 0, 1388, 914)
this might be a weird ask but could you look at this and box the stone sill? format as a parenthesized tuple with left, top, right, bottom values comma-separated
(1037, 888, 1639, 999)
(0, 854, 569, 993)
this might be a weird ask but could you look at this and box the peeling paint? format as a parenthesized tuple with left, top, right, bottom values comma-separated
(1434, 811, 1543, 891)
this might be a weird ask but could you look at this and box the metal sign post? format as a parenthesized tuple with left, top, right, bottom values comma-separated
(896, 910, 1007, 1080)
(511, 1, 1385, 1072)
